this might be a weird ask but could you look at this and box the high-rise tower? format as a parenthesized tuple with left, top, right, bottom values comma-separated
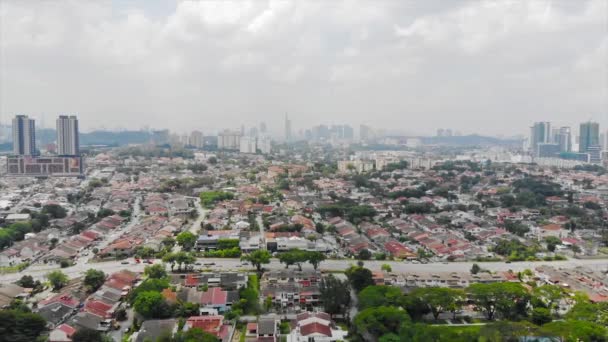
(579, 121, 600, 153)
(284, 113, 292, 142)
(56, 115, 80, 155)
(529, 122, 551, 156)
(12, 115, 36, 156)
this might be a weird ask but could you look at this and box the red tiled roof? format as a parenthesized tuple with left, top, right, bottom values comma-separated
(384, 240, 415, 258)
(200, 287, 227, 306)
(84, 299, 113, 318)
(162, 288, 177, 303)
(185, 274, 199, 287)
(186, 315, 224, 336)
(56, 323, 76, 336)
(542, 224, 562, 231)
(589, 293, 608, 303)
(39, 294, 79, 308)
(366, 227, 389, 238)
(109, 270, 137, 284)
(296, 312, 331, 323)
(300, 322, 332, 337)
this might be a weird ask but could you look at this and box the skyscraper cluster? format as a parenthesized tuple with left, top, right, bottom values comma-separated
(12, 114, 80, 156)
(304, 124, 354, 141)
(528, 121, 601, 163)
(9, 114, 83, 177)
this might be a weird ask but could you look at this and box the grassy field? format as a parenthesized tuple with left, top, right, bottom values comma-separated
(0, 262, 29, 274)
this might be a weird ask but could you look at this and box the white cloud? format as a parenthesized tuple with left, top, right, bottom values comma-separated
(0, 0, 605, 135)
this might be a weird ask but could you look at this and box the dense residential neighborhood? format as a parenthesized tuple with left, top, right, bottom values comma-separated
(1, 144, 608, 342)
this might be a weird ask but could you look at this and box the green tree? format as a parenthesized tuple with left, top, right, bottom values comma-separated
(416, 248, 433, 260)
(531, 307, 552, 325)
(241, 249, 271, 272)
(319, 275, 352, 318)
(128, 278, 170, 304)
(46, 270, 69, 291)
(545, 236, 562, 252)
(162, 252, 177, 271)
(307, 251, 326, 270)
(0, 310, 47, 342)
(467, 282, 530, 320)
(571, 244, 581, 256)
(358, 285, 403, 310)
(175, 251, 195, 271)
(161, 237, 176, 249)
(357, 249, 372, 260)
(346, 265, 374, 292)
(264, 295, 273, 312)
(42, 204, 67, 219)
(539, 320, 607, 342)
(17, 275, 36, 288)
(478, 321, 538, 342)
(231, 275, 260, 315)
(565, 296, 608, 325)
(173, 301, 201, 318)
(381, 264, 392, 272)
(134, 246, 156, 259)
(84, 269, 106, 293)
(532, 284, 563, 313)
(176, 231, 197, 251)
(278, 249, 308, 270)
(144, 263, 168, 279)
(179, 327, 219, 342)
(133, 291, 171, 318)
(410, 287, 465, 320)
(97, 208, 115, 218)
(8, 299, 31, 312)
(115, 307, 128, 321)
(72, 328, 107, 342)
(353, 306, 411, 340)
(470, 263, 481, 274)
(403, 294, 432, 321)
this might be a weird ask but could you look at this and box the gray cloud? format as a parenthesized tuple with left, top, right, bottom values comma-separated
(0, 0, 606, 136)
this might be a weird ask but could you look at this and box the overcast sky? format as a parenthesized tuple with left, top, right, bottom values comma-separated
(0, 0, 606, 136)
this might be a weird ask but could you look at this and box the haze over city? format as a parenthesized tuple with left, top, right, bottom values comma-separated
(1, 0, 606, 135)
(4, 2, 608, 342)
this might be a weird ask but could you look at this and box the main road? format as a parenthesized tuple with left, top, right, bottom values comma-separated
(4, 257, 608, 283)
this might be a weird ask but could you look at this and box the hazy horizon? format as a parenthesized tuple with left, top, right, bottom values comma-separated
(1, 0, 606, 136)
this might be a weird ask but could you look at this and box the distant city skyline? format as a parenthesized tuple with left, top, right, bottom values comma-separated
(1, 1, 606, 136)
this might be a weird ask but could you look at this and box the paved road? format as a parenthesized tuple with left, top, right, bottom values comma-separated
(257, 214, 266, 250)
(75, 196, 143, 266)
(174, 197, 206, 253)
(187, 197, 206, 235)
(4, 257, 608, 283)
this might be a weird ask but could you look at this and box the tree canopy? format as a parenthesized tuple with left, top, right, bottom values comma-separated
(241, 249, 271, 272)
(83, 269, 106, 293)
(346, 265, 374, 293)
(46, 270, 69, 291)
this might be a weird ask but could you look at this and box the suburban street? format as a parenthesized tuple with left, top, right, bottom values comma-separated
(6, 256, 608, 283)
(75, 196, 143, 266)
(186, 196, 206, 235)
